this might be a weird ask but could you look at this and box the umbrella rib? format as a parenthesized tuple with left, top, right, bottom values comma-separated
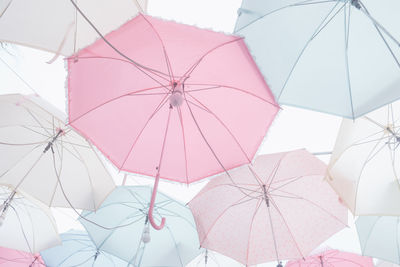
(353, 136, 387, 213)
(235, 0, 337, 32)
(268, 175, 308, 193)
(328, 127, 386, 169)
(72, 56, 171, 83)
(245, 199, 263, 265)
(199, 196, 258, 244)
(328, 256, 365, 266)
(10, 150, 45, 191)
(0, 56, 39, 95)
(140, 14, 175, 81)
(20, 125, 53, 139)
(125, 189, 149, 210)
(265, 155, 286, 191)
(179, 37, 244, 84)
(120, 93, 170, 171)
(68, 84, 169, 125)
(185, 83, 279, 107)
(23, 108, 53, 137)
(277, 0, 347, 100)
(183, 95, 259, 199)
(56, 137, 98, 210)
(247, 165, 264, 187)
(8, 205, 33, 254)
(186, 92, 251, 163)
(192, 183, 262, 201)
(270, 188, 348, 226)
(344, 2, 355, 119)
(69, 0, 173, 91)
(359, 2, 400, 69)
(95, 212, 146, 250)
(268, 197, 305, 260)
(185, 83, 280, 108)
(177, 106, 189, 183)
(359, 1, 400, 47)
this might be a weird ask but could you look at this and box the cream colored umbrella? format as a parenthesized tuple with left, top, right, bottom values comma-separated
(0, 0, 147, 58)
(0, 94, 115, 210)
(0, 185, 60, 253)
(327, 100, 400, 215)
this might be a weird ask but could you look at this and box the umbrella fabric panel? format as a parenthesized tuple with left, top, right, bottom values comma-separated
(40, 230, 129, 267)
(79, 186, 201, 266)
(0, 0, 147, 56)
(0, 246, 45, 267)
(0, 186, 60, 253)
(0, 94, 115, 210)
(356, 216, 400, 264)
(327, 101, 400, 215)
(68, 14, 279, 183)
(235, 0, 400, 118)
(189, 149, 347, 265)
(285, 249, 374, 266)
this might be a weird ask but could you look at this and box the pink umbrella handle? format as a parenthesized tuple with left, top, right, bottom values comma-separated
(148, 173, 165, 230)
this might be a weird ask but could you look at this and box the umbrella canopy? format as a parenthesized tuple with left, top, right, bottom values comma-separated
(327, 101, 400, 215)
(285, 249, 373, 267)
(0, 94, 115, 210)
(0, 246, 45, 267)
(0, 0, 147, 57)
(0, 186, 60, 253)
(234, 0, 400, 119)
(67, 13, 279, 228)
(41, 230, 129, 267)
(79, 186, 201, 267)
(188, 149, 348, 266)
(376, 260, 400, 267)
(356, 216, 400, 265)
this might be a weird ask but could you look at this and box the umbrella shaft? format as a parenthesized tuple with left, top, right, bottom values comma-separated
(43, 129, 63, 153)
(262, 185, 269, 207)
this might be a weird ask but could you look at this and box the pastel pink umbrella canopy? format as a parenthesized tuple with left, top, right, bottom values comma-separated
(188, 149, 348, 266)
(285, 249, 374, 267)
(0, 247, 45, 267)
(67, 14, 279, 229)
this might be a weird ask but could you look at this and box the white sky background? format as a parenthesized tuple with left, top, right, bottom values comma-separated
(0, 0, 366, 266)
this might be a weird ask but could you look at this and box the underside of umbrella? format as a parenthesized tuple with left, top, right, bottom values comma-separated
(0, 0, 147, 57)
(67, 13, 279, 229)
(235, 0, 400, 119)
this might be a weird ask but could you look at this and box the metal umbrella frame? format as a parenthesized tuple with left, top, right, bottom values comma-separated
(79, 186, 202, 267)
(235, 0, 400, 119)
(66, 9, 279, 230)
(327, 101, 400, 215)
(0, 94, 116, 212)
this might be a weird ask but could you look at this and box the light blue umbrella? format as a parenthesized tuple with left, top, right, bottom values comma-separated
(79, 186, 201, 267)
(235, 0, 400, 119)
(40, 230, 129, 267)
(356, 216, 400, 264)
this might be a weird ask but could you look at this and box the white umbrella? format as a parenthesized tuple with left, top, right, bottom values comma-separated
(0, 185, 60, 253)
(327, 100, 400, 215)
(0, 0, 147, 58)
(0, 94, 115, 210)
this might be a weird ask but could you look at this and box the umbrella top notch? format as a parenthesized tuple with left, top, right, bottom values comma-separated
(169, 81, 184, 107)
(349, 0, 361, 9)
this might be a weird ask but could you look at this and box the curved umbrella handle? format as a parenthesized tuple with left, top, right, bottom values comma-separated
(148, 173, 165, 230)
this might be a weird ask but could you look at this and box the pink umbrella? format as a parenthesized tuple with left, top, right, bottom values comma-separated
(67, 12, 279, 229)
(188, 149, 348, 266)
(286, 249, 374, 267)
(0, 246, 45, 267)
